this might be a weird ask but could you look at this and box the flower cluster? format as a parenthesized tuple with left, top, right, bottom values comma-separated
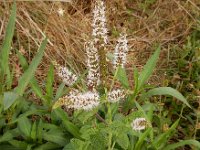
(92, 0, 108, 45)
(53, 61, 77, 86)
(108, 89, 126, 103)
(131, 118, 147, 131)
(86, 41, 100, 89)
(113, 33, 129, 69)
(57, 91, 100, 111)
(53, 0, 129, 111)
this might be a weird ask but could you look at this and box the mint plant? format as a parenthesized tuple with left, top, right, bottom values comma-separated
(0, 1, 199, 150)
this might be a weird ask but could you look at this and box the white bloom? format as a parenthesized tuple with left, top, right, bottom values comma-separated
(62, 91, 100, 111)
(92, 0, 108, 45)
(57, 8, 65, 16)
(54, 63, 78, 86)
(86, 41, 100, 89)
(131, 118, 147, 131)
(113, 33, 129, 69)
(108, 89, 126, 103)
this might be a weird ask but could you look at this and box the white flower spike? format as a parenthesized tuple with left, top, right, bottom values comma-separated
(86, 41, 100, 89)
(53, 61, 78, 86)
(113, 33, 129, 69)
(60, 91, 100, 111)
(92, 0, 108, 45)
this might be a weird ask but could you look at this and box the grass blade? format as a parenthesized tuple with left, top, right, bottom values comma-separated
(138, 45, 161, 90)
(0, 2, 16, 75)
(163, 140, 200, 150)
(45, 64, 54, 105)
(135, 128, 151, 150)
(17, 51, 45, 102)
(15, 38, 47, 96)
(145, 87, 191, 108)
(153, 119, 179, 149)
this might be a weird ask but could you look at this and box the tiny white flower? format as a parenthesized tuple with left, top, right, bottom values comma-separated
(108, 89, 126, 103)
(85, 41, 100, 89)
(131, 118, 147, 131)
(92, 0, 108, 45)
(113, 33, 129, 69)
(62, 91, 100, 111)
(53, 61, 78, 86)
(57, 8, 65, 16)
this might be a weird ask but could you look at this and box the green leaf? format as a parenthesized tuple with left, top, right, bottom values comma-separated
(45, 64, 54, 104)
(54, 108, 82, 139)
(54, 82, 65, 101)
(138, 45, 161, 90)
(17, 117, 32, 138)
(9, 140, 28, 149)
(37, 119, 43, 144)
(145, 87, 191, 108)
(63, 139, 86, 150)
(153, 119, 179, 149)
(116, 66, 129, 89)
(3, 91, 19, 110)
(0, 2, 16, 75)
(135, 128, 152, 150)
(0, 131, 13, 143)
(116, 133, 129, 149)
(17, 50, 45, 102)
(34, 142, 61, 150)
(163, 140, 200, 150)
(10, 109, 46, 124)
(133, 67, 139, 91)
(43, 129, 69, 146)
(0, 144, 22, 150)
(31, 121, 37, 142)
(15, 38, 47, 96)
(16, 50, 28, 70)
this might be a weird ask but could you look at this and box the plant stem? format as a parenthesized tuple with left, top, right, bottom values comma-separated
(107, 102, 113, 150)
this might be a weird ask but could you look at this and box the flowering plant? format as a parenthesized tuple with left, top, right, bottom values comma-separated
(0, 1, 199, 150)
(50, 1, 192, 149)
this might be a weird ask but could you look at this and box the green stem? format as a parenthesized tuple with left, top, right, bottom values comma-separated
(107, 102, 113, 150)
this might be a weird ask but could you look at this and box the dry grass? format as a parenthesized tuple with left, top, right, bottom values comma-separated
(0, 0, 200, 86)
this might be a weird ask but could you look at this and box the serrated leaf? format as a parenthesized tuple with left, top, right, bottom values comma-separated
(145, 87, 191, 108)
(116, 133, 129, 149)
(43, 129, 69, 146)
(138, 46, 161, 90)
(3, 91, 19, 110)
